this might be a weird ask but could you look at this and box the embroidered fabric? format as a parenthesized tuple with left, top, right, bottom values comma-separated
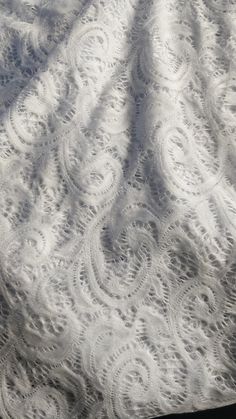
(0, 0, 236, 418)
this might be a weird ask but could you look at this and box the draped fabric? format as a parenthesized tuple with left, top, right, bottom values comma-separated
(0, 1, 236, 418)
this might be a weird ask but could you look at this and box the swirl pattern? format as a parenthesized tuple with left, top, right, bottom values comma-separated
(0, 0, 236, 418)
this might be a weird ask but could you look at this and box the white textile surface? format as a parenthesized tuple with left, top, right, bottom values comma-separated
(0, 0, 236, 418)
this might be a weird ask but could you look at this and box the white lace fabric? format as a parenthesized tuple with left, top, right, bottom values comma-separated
(0, 0, 236, 418)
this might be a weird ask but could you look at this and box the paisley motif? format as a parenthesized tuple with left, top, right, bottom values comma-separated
(82, 205, 159, 308)
(0, 0, 235, 418)
(156, 124, 223, 197)
(60, 128, 122, 206)
(138, 15, 193, 89)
